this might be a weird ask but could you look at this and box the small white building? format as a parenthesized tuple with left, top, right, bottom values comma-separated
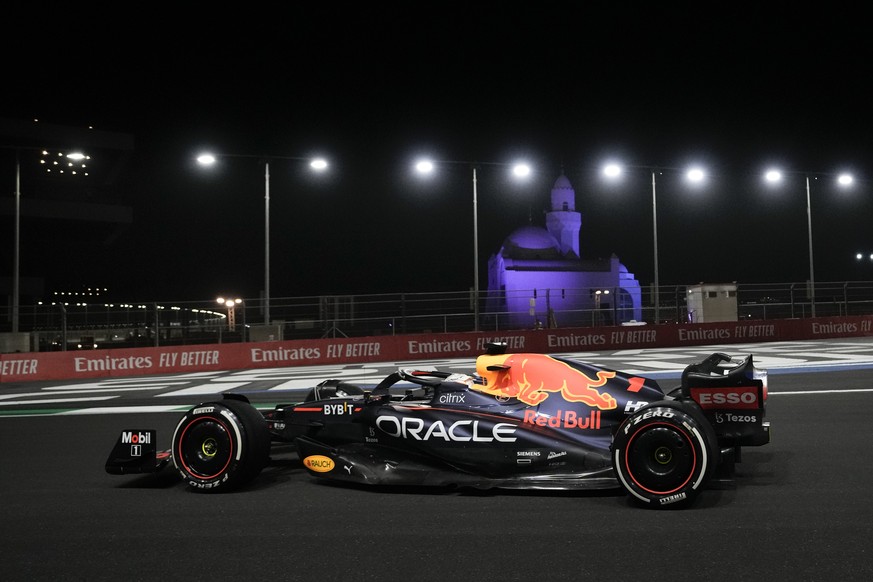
(686, 283, 738, 323)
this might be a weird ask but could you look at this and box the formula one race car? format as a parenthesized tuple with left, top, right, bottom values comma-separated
(106, 344, 770, 508)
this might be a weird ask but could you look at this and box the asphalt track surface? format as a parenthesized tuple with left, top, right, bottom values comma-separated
(2, 340, 873, 581)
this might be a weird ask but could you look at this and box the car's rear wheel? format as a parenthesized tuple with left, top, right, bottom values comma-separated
(613, 405, 713, 508)
(172, 398, 270, 491)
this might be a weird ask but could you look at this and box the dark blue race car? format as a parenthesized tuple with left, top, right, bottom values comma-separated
(106, 343, 770, 508)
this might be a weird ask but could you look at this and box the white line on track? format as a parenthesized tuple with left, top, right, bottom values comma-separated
(0, 396, 117, 406)
(60, 405, 189, 415)
(769, 388, 873, 395)
(155, 382, 248, 396)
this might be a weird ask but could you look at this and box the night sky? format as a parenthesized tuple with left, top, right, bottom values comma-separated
(3, 3, 873, 303)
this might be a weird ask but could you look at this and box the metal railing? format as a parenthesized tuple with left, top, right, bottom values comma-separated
(4, 281, 873, 352)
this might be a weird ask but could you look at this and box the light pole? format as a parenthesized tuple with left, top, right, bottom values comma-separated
(602, 163, 706, 323)
(5, 146, 89, 334)
(12, 150, 20, 333)
(414, 158, 532, 331)
(196, 153, 329, 325)
(217, 297, 242, 330)
(764, 169, 853, 317)
(593, 288, 610, 326)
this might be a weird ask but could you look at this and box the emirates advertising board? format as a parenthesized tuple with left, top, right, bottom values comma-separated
(2, 316, 872, 383)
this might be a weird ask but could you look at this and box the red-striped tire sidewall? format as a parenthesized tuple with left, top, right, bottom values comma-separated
(613, 406, 711, 507)
(171, 400, 269, 491)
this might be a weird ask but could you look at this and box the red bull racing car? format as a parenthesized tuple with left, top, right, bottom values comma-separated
(106, 344, 770, 507)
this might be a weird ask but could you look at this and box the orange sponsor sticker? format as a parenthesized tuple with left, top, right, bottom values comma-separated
(303, 455, 335, 472)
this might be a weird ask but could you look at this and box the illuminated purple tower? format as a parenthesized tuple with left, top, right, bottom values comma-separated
(486, 174, 642, 329)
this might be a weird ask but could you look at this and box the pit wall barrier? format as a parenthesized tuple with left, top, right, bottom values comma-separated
(3, 315, 872, 384)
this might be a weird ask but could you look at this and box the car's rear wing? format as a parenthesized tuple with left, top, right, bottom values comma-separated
(675, 353, 769, 447)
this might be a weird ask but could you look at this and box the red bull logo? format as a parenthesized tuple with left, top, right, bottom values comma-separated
(474, 354, 617, 410)
(523, 409, 602, 429)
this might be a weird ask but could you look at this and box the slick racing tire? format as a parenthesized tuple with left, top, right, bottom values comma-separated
(172, 398, 270, 492)
(612, 405, 713, 508)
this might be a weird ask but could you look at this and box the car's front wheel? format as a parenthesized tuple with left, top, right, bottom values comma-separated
(612, 405, 713, 508)
(172, 398, 270, 491)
